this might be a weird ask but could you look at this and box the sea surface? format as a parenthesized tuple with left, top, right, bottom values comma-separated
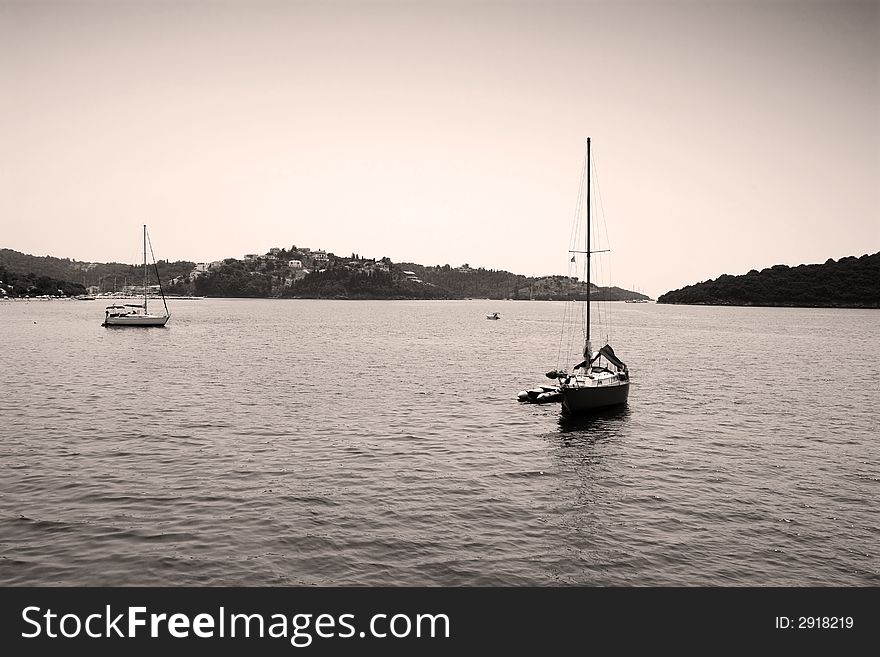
(1, 298, 877, 586)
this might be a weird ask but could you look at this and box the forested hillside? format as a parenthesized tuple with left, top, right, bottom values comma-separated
(658, 253, 879, 308)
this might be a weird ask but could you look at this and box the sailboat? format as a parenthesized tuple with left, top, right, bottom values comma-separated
(547, 138, 629, 414)
(102, 225, 171, 327)
(625, 285, 648, 302)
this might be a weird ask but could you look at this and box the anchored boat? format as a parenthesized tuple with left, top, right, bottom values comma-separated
(519, 138, 630, 414)
(102, 225, 171, 327)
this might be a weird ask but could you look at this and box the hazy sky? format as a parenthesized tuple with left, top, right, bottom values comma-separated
(2, 0, 877, 297)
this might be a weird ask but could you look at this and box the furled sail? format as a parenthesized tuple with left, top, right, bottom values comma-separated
(591, 344, 627, 371)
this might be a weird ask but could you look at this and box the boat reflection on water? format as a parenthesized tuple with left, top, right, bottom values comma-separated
(556, 404, 631, 437)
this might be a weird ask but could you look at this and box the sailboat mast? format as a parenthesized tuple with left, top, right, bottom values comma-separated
(143, 224, 148, 313)
(585, 137, 591, 355)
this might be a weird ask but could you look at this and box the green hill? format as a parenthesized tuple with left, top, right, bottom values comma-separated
(0, 248, 194, 295)
(657, 253, 880, 308)
(1, 246, 647, 301)
(395, 263, 648, 301)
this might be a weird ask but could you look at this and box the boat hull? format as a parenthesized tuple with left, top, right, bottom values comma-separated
(561, 381, 629, 414)
(103, 315, 169, 327)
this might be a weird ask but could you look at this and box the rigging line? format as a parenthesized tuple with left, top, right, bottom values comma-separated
(594, 212, 608, 343)
(588, 153, 603, 348)
(568, 252, 584, 367)
(558, 155, 587, 369)
(558, 264, 577, 368)
(590, 153, 601, 339)
(592, 148, 614, 343)
(581, 156, 589, 345)
(559, 179, 578, 364)
(557, 259, 573, 368)
(557, 279, 571, 368)
(146, 229, 170, 317)
(568, 257, 579, 357)
(602, 162, 615, 342)
(575, 157, 587, 348)
(571, 296, 582, 367)
(568, 157, 586, 264)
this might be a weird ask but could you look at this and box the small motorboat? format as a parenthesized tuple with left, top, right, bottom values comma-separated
(486, 312, 501, 320)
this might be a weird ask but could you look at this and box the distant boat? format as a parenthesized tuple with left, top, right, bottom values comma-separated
(528, 138, 630, 414)
(486, 312, 501, 320)
(102, 225, 171, 327)
(625, 284, 649, 303)
(75, 295, 96, 301)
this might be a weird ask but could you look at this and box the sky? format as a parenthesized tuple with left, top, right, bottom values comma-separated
(1, 0, 877, 298)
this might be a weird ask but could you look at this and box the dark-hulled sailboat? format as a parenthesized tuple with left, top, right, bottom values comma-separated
(549, 138, 630, 414)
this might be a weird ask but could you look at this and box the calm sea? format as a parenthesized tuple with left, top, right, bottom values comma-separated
(1, 298, 877, 585)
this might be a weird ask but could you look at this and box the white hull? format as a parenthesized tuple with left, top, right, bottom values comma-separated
(103, 314, 169, 327)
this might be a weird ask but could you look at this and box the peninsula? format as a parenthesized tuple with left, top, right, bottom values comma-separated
(657, 252, 879, 309)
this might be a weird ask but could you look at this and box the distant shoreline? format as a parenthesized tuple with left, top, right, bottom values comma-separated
(5, 295, 876, 308)
(657, 252, 879, 309)
(657, 300, 878, 310)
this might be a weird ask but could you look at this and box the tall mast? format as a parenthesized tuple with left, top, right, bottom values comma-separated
(585, 137, 591, 356)
(143, 224, 148, 313)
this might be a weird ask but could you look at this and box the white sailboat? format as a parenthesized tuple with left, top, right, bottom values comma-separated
(548, 138, 629, 414)
(102, 225, 171, 327)
(626, 284, 649, 302)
